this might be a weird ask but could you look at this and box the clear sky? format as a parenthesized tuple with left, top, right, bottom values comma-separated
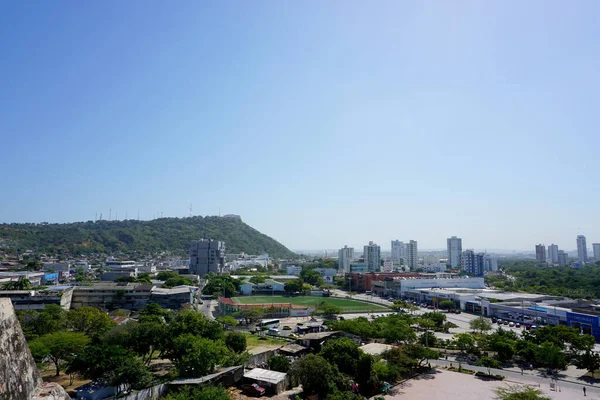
(1, 1, 599, 252)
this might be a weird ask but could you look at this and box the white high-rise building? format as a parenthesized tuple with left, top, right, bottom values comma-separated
(338, 245, 354, 273)
(446, 236, 462, 268)
(483, 254, 498, 271)
(593, 243, 600, 262)
(364, 241, 381, 272)
(391, 240, 405, 262)
(547, 244, 559, 265)
(577, 235, 588, 263)
(406, 240, 418, 269)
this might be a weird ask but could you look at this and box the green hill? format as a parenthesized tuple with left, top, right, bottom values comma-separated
(0, 216, 296, 259)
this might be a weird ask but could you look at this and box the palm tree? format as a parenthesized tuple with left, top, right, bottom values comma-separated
(2, 277, 31, 290)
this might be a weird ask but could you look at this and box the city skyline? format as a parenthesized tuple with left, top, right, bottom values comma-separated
(1, 2, 599, 251)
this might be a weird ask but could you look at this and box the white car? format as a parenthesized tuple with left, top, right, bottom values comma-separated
(508, 322, 515, 327)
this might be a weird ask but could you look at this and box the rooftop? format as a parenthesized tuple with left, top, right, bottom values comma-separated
(244, 368, 287, 384)
(299, 331, 339, 340)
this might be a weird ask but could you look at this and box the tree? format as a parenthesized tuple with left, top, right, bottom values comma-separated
(139, 302, 170, 323)
(268, 355, 291, 373)
(2, 277, 31, 290)
(454, 333, 475, 353)
(171, 334, 229, 377)
(320, 338, 362, 376)
(290, 354, 338, 396)
(300, 269, 324, 286)
(419, 331, 437, 348)
(67, 307, 116, 339)
(156, 271, 180, 281)
(168, 309, 224, 342)
(235, 308, 264, 325)
(402, 344, 440, 367)
(284, 279, 304, 294)
(163, 386, 231, 400)
(470, 318, 493, 334)
(130, 321, 168, 365)
(29, 332, 90, 376)
(69, 344, 153, 395)
(202, 274, 242, 297)
(494, 384, 551, 400)
(575, 351, 600, 375)
(316, 302, 343, 318)
(224, 331, 247, 353)
(476, 356, 501, 375)
(535, 342, 566, 372)
(438, 300, 455, 310)
(163, 276, 194, 288)
(249, 276, 266, 284)
(216, 315, 239, 328)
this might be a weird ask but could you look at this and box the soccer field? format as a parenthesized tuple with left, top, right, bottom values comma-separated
(230, 295, 388, 312)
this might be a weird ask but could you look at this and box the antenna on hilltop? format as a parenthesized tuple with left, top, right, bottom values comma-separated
(189, 203, 192, 218)
(109, 208, 112, 221)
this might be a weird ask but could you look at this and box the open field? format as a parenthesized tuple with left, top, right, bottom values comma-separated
(231, 295, 388, 312)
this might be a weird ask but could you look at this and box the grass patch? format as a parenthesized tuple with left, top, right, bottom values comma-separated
(231, 295, 388, 312)
(245, 333, 288, 349)
(447, 366, 476, 375)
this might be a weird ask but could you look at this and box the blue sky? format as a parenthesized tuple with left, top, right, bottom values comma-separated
(1, 1, 599, 252)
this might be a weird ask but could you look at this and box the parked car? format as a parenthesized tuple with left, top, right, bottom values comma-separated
(282, 326, 292, 330)
(503, 321, 509, 326)
(508, 322, 515, 327)
(491, 317, 497, 323)
(515, 323, 521, 328)
(268, 328, 280, 334)
(241, 383, 266, 397)
(338, 316, 345, 320)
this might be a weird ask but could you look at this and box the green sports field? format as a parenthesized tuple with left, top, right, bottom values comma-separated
(230, 295, 388, 312)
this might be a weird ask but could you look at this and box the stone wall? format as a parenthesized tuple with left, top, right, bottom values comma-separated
(0, 298, 69, 400)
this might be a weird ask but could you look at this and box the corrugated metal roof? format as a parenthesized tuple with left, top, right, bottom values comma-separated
(244, 368, 287, 384)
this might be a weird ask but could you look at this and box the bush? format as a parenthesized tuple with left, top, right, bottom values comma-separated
(474, 371, 505, 380)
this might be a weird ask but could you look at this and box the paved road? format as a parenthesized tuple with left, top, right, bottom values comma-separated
(433, 359, 594, 392)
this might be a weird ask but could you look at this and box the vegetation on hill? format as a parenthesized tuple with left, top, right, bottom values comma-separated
(487, 260, 600, 299)
(0, 216, 296, 259)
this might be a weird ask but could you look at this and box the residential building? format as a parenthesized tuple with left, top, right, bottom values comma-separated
(558, 250, 568, 267)
(364, 241, 381, 272)
(483, 254, 498, 271)
(338, 245, 354, 273)
(382, 261, 393, 272)
(189, 239, 225, 277)
(43, 263, 69, 272)
(350, 262, 367, 273)
(406, 240, 418, 269)
(593, 243, 600, 262)
(391, 240, 405, 263)
(314, 268, 337, 283)
(535, 244, 547, 264)
(547, 244, 559, 265)
(446, 236, 462, 268)
(577, 235, 588, 263)
(286, 265, 303, 276)
(462, 250, 484, 277)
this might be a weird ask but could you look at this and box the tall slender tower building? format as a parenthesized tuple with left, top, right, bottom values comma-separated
(446, 236, 462, 268)
(338, 245, 354, 273)
(593, 243, 600, 263)
(391, 240, 405, 263)
(547, 244, 559, 265)
(535, 244, 546, 264)
(577, 235, 588, 263)
(406, 240, 418, 269)
(364, 242, 381, 272)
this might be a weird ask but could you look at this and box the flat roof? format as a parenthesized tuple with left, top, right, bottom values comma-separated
(300, 331, 339, 340)
(279, 343, 308, 354)
(244, 368, 287, 384)
(360, 343, 394, 356)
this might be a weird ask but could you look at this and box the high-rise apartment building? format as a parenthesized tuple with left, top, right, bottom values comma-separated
(462, 250, 484, 277)
(391, 240, 406, 262)
(364, 241, 381, 272)
(338, 245, 354, 273)
(483, 254, 498, 271)
(577, 235, 588, 263)
(535, 244, 546, 264)
(406, 240, 418, 269)
(189, 239, 225, 277)
(446, 236, 462, 268)
(547, 244, 559, 265)
(593, 243, 600, 262)
(557, 250, 568, 267)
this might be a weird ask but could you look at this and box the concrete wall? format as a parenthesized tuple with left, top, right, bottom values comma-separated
(0, 298, 42, 400)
